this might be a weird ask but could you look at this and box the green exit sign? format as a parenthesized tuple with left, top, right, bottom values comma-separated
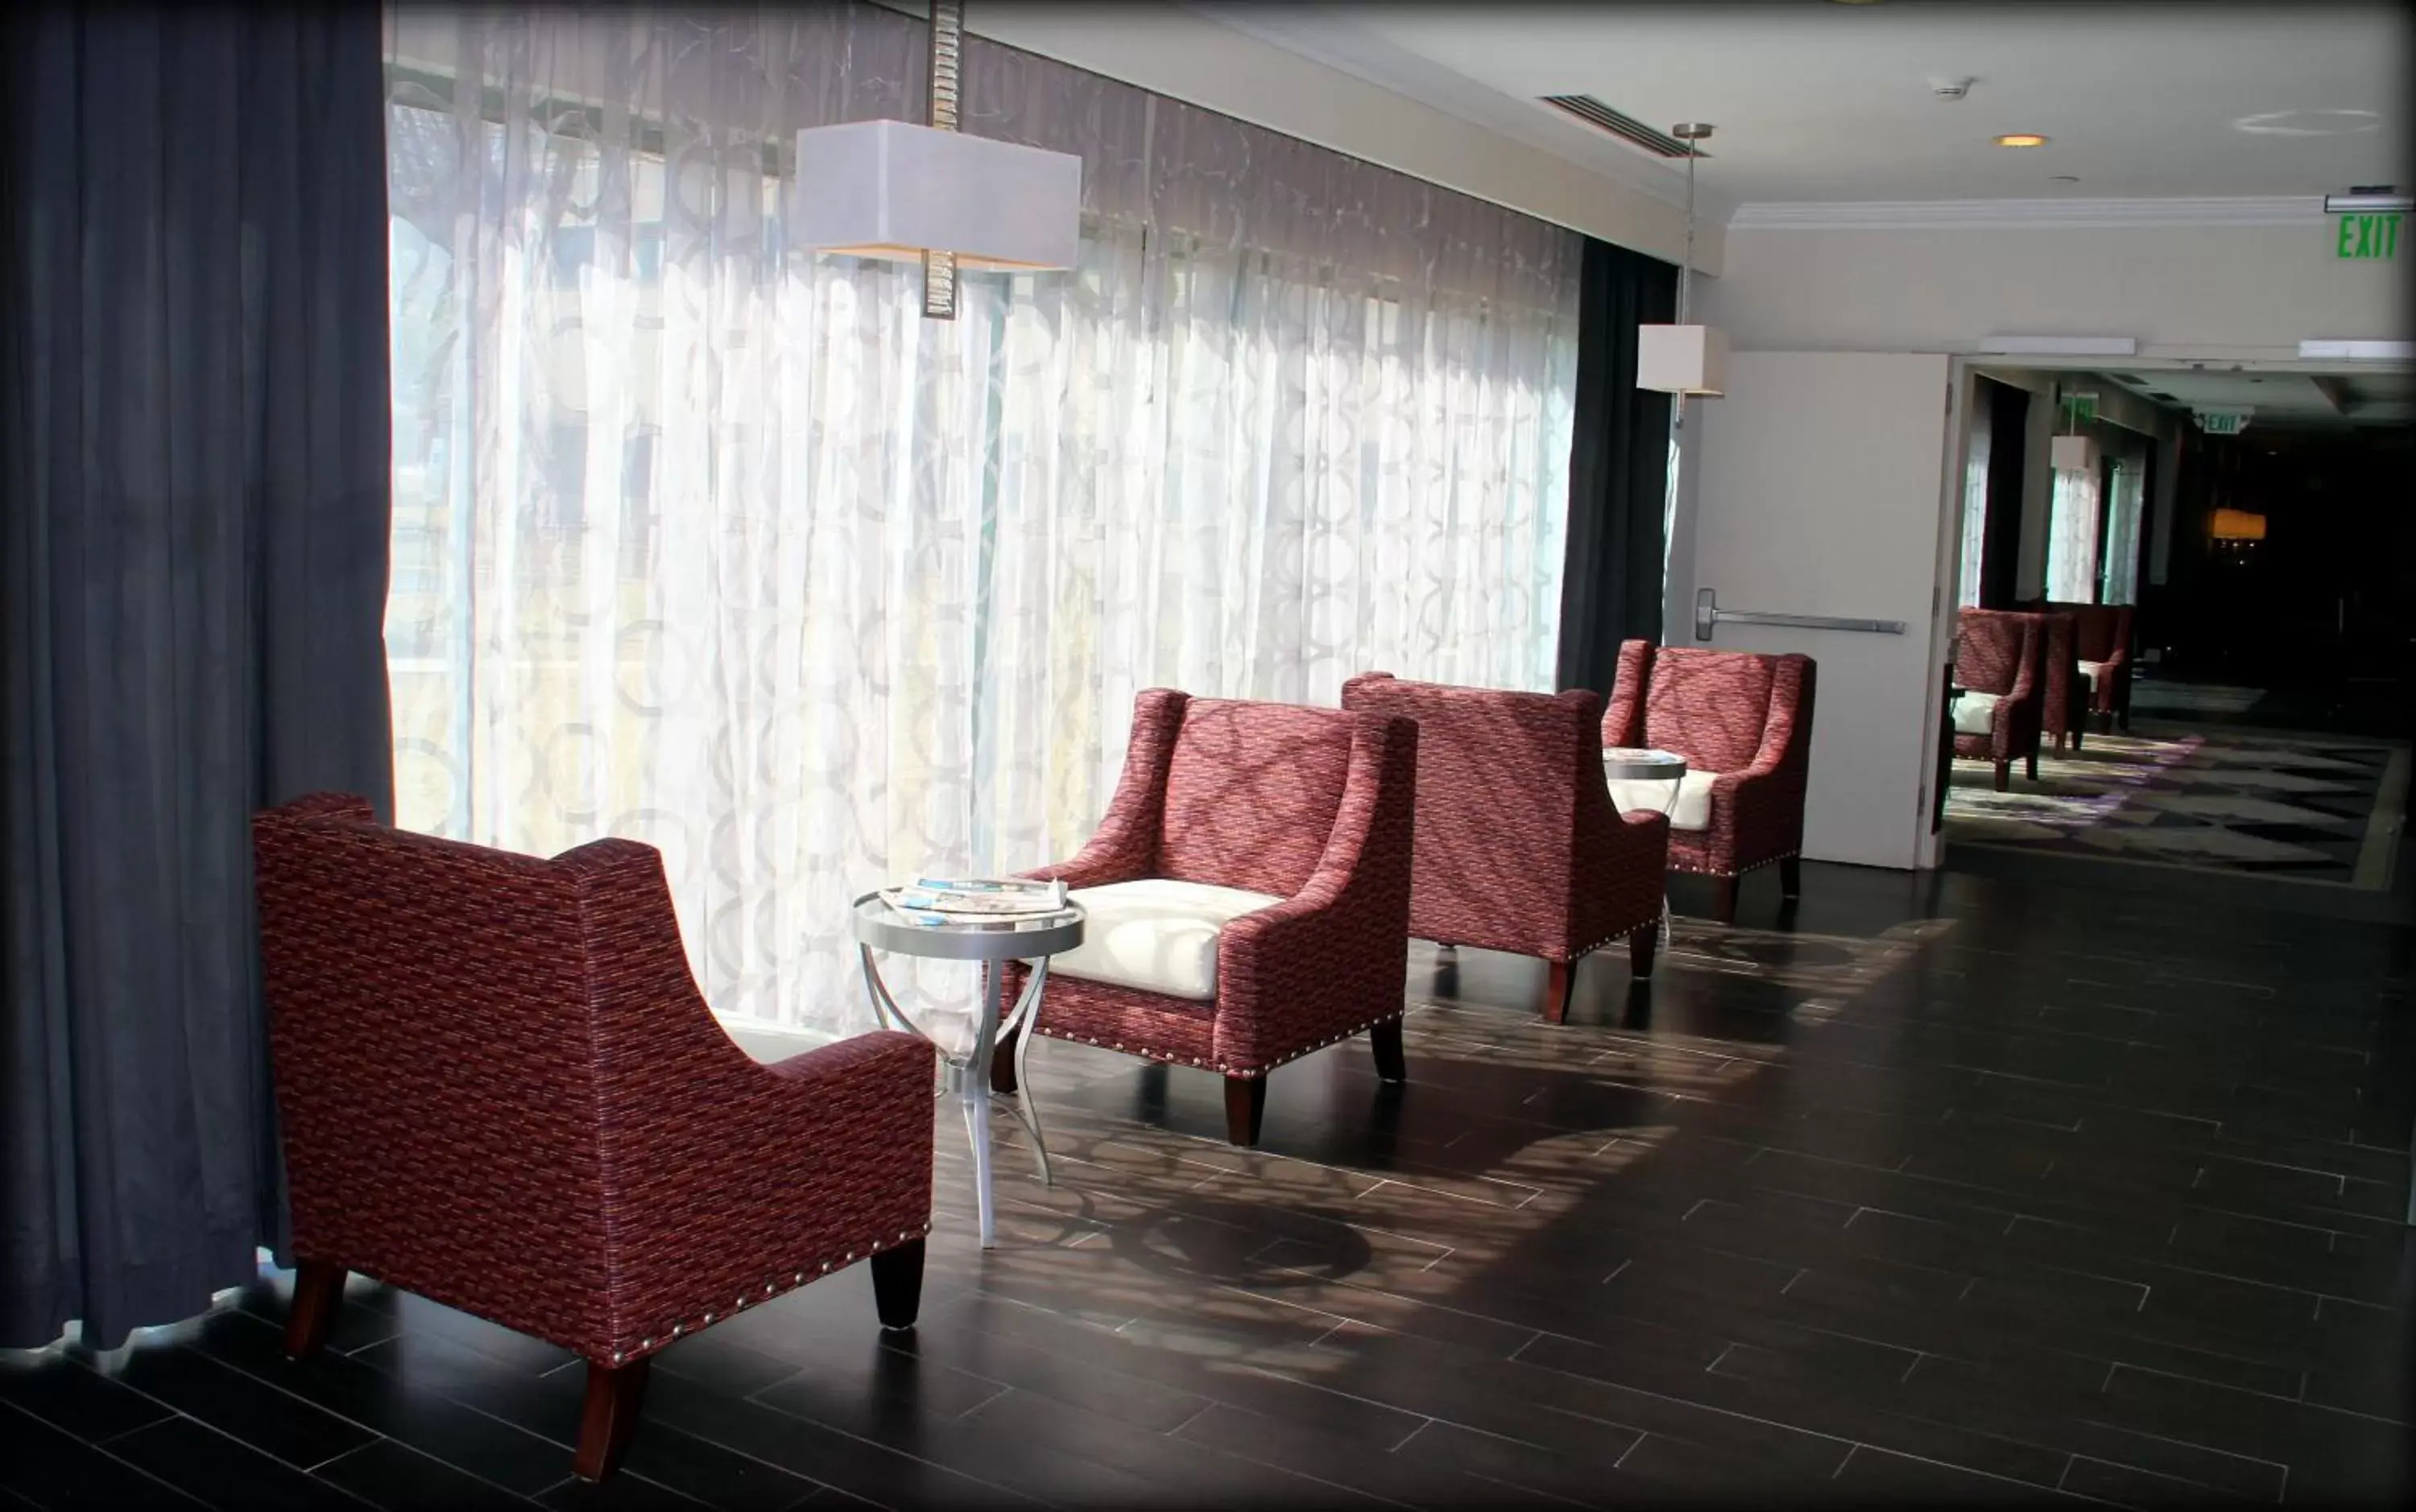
(2335, 213, 2402, 259)
(2198, 411, 2250, 436)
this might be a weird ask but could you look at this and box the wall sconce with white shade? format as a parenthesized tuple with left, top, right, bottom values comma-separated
(791, 0, 1082, 319)
(1636, 122, 1725, 396)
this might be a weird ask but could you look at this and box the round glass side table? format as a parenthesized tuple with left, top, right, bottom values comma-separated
(1603, 747, 1689, 947)
(852, 894, 1085, 1250)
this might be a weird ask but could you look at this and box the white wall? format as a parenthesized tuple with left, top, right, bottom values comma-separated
(1705, 221, 2404, 364)
(1687, 219, 2361, 644)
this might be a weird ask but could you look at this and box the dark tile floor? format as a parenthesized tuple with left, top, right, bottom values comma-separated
(4, 862, 2411, 1510)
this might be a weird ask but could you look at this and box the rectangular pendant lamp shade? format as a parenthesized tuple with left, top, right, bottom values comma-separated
(793, 119, 1082, 271)
(2050, 434, 2100, 473)
(1637, 324, 1729, 396)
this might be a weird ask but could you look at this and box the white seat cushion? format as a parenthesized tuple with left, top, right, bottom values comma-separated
(1952, 690, 2001, 736)
(1606, 768, 1718, 832)
(2078, 661, 2105, 688)
(1049, 878, 1285, 1002)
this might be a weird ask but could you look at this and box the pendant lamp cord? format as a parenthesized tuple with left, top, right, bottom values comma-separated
(922, 0, 964, 319)
(1678, 138, 1696, 326)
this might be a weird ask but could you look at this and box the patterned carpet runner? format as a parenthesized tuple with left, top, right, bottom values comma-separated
(1945, 726, 2406, 888)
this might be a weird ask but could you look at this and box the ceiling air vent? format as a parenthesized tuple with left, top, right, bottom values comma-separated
(1539, 96, 1707, 159)
(2142, 390, 2178, 402)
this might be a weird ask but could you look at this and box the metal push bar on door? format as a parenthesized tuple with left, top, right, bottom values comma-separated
(1694, 588, 1906, 642)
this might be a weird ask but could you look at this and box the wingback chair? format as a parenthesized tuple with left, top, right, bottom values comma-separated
(1602, 642, 1818, 926)
(1341, 673, 1669, 1024)
(2034, 600, 2136, 730)
(2028, 608, 2088, 755)
(252, 795, 936, 1483)
(997, 691, 1417, 1147)
(1952, 609, 2043, 791)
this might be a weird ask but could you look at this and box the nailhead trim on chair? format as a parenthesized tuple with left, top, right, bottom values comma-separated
(623, 1222, 933, 1366)
(1561, 899, 1668, 960)
(1039, 1010, 1407, 1078)
(1004, 692, 1417, 1092)
(1604, 642, 1816, 886)
(1341, 676, 1670, 969)
(250, 794, 940, 1393)
(1664, 847, 1798, 882)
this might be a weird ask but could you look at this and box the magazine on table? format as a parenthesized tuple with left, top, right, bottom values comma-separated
(879, 876, 1073, 929)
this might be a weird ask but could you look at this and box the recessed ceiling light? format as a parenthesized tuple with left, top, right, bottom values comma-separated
(1995, 134, 2050, 148)
(2234, 109, 2380, 138)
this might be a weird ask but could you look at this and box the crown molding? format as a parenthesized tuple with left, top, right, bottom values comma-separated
(1727, 196, 2330, 231)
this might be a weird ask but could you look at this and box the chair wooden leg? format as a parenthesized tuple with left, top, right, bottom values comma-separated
(1543, 959, 1574, 1024)
(284, 1261, 345, 1360)
(2026, 751, 2040, 781)
(1628, 924, 1658, 980)
(871, 1237, 925, 1331)
(1778, 855, 1802, 900)
(1993, 761, 2010, 792)
(1223, 1075, 1267, 1147)
(574, 1358, 650, 1482)
(1370, 1017, 1406, 1083)
(991, 1027, 1020, 1095)
(1711, 875, 1739, 925)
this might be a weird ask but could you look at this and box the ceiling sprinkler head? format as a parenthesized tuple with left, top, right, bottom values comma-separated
(1931, 76, 1976, 101)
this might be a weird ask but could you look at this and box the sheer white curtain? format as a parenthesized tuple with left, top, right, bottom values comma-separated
(383, 4, 1582, 1034)
(1955, 389, 1992, 609)
(2044, 462, 2104, 605)
(2099, 456, 2145, 605)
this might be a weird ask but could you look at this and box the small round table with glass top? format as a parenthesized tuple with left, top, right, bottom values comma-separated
(851, 894, 1085, 1250)
(1603, 747, 1689, 948)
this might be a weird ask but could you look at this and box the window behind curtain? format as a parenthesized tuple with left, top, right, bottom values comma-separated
(2045, 465, 2104, 604)
(1955, 384, 1992, 609)
(380, 6, 1582, 1034)
(2099, 458, 2145, 605)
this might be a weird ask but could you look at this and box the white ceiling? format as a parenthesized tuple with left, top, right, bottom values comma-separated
(2098, 368, 2415, 431)
(1194, 2, 2410, 214)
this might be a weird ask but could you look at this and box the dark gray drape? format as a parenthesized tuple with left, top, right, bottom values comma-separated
(1554, 237, 1679, 696)
(1978, 378, 2029, 610)
(1, 3, 394, 1351)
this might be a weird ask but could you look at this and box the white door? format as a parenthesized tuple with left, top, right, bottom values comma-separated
(1668, 351, 1960, 870)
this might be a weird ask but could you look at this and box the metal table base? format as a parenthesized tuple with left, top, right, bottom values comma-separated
(853, 896, 1083, 1250)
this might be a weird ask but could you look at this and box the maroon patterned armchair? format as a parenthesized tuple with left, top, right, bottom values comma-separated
(1000, 691, 1417, 1147)
(1952, 609, 2043, 791)
(2034, 600, 2136, 729)
(1341, 673, 1669, 1023)
(252, 795, 936, 1482)
(1602, 642, 1817, 925)
(2027, 608, 2088, 755)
